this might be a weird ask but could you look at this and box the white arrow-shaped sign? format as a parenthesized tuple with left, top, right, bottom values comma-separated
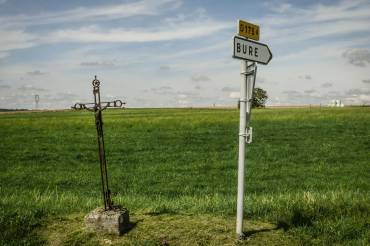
(233, 36, 272, 65)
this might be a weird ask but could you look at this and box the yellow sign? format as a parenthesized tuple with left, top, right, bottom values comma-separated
(238, 20, 260, 41)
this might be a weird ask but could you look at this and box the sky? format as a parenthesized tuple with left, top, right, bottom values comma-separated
(0, 0, 370, 109)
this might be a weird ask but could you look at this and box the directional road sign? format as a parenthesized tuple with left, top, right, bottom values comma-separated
(238, 19, 259, 41)
(233, 36, 272, 65)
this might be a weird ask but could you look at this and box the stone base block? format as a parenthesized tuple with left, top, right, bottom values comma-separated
(85, 207, 130, 235)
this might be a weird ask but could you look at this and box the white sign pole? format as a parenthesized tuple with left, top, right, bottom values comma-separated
(236, 60, 248, 236)
(236, 60, 256, 237)
(233, 20, 269, 238)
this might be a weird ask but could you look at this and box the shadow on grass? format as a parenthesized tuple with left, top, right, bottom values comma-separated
(276, 208, 315, 232)
(242, 226, 280, 238)
(121, 220, 142, 235)
(143, 208, 177, 216)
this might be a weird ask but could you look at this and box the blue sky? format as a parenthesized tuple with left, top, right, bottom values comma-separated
(0, 0, 369, 109)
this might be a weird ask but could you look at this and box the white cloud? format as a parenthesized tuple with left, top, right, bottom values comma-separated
(261, 0, 370, 43)
(321, 82, 333, 88)
(80, 61, 115, 67)
(177, 99, 188, 106)
(0, 0, 182, 27)
(344, 93, 370, 104)
(222, 86, 238, 92)
(265, 19, 370, 44)
(342, 48, 370, 67)
(299, 75, 312, 80)
(0, 29, 35, 53)
(27, 70, 47, 76)
(311, 0, 370, 22)
(43, 19, 228, 43)
(191, 75, 211, 82)
(159, 65, 171, 71)
(0, 52, 9, 59)
(229, 92, 240, 99)
(0, 84, 10, 89)
(0, 3, 229, 63)
(18, 85, 48, 92)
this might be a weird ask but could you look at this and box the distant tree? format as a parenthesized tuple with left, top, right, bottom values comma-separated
(252, 87, 268, 108)
(237, 87, 268, 109)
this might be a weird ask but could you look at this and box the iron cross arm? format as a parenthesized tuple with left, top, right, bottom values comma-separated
(72, 100, 125, 111)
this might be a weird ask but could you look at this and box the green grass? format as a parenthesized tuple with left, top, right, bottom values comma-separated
(0, 107, 369, 245)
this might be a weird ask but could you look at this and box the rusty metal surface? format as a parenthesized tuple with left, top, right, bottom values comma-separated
(72, 76, 125, 210)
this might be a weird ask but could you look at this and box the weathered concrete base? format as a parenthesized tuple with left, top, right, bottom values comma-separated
(85, 207, 130, 235)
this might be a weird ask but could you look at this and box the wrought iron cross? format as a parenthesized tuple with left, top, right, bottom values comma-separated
(72, 76, 125, 210)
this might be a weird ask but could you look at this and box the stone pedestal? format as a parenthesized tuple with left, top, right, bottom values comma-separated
(85, 207, 130, 235)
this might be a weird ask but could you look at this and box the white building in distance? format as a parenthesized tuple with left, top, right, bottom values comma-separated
(328, 100, 344, 107)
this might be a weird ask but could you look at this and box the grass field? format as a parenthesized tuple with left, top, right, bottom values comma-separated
(0, 107, 369, 245)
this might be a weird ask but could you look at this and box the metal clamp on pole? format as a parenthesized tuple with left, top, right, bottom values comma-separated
(240, 71, 255, 76)
(240, 64, 256, 77)
(238, 96, 247, 139)
(245, 127, 253, 144)
(247, 62, 256, 70)
(239, 98, 247, 103)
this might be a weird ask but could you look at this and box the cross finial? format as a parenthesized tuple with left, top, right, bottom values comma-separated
(92, 75, 100, 88)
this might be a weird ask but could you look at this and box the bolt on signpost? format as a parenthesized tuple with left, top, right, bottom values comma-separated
(232, 20, 272, 238)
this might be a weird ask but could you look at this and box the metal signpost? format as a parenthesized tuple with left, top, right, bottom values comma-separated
(232, 20, 272, 238)
(72, 76, 125, 210)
